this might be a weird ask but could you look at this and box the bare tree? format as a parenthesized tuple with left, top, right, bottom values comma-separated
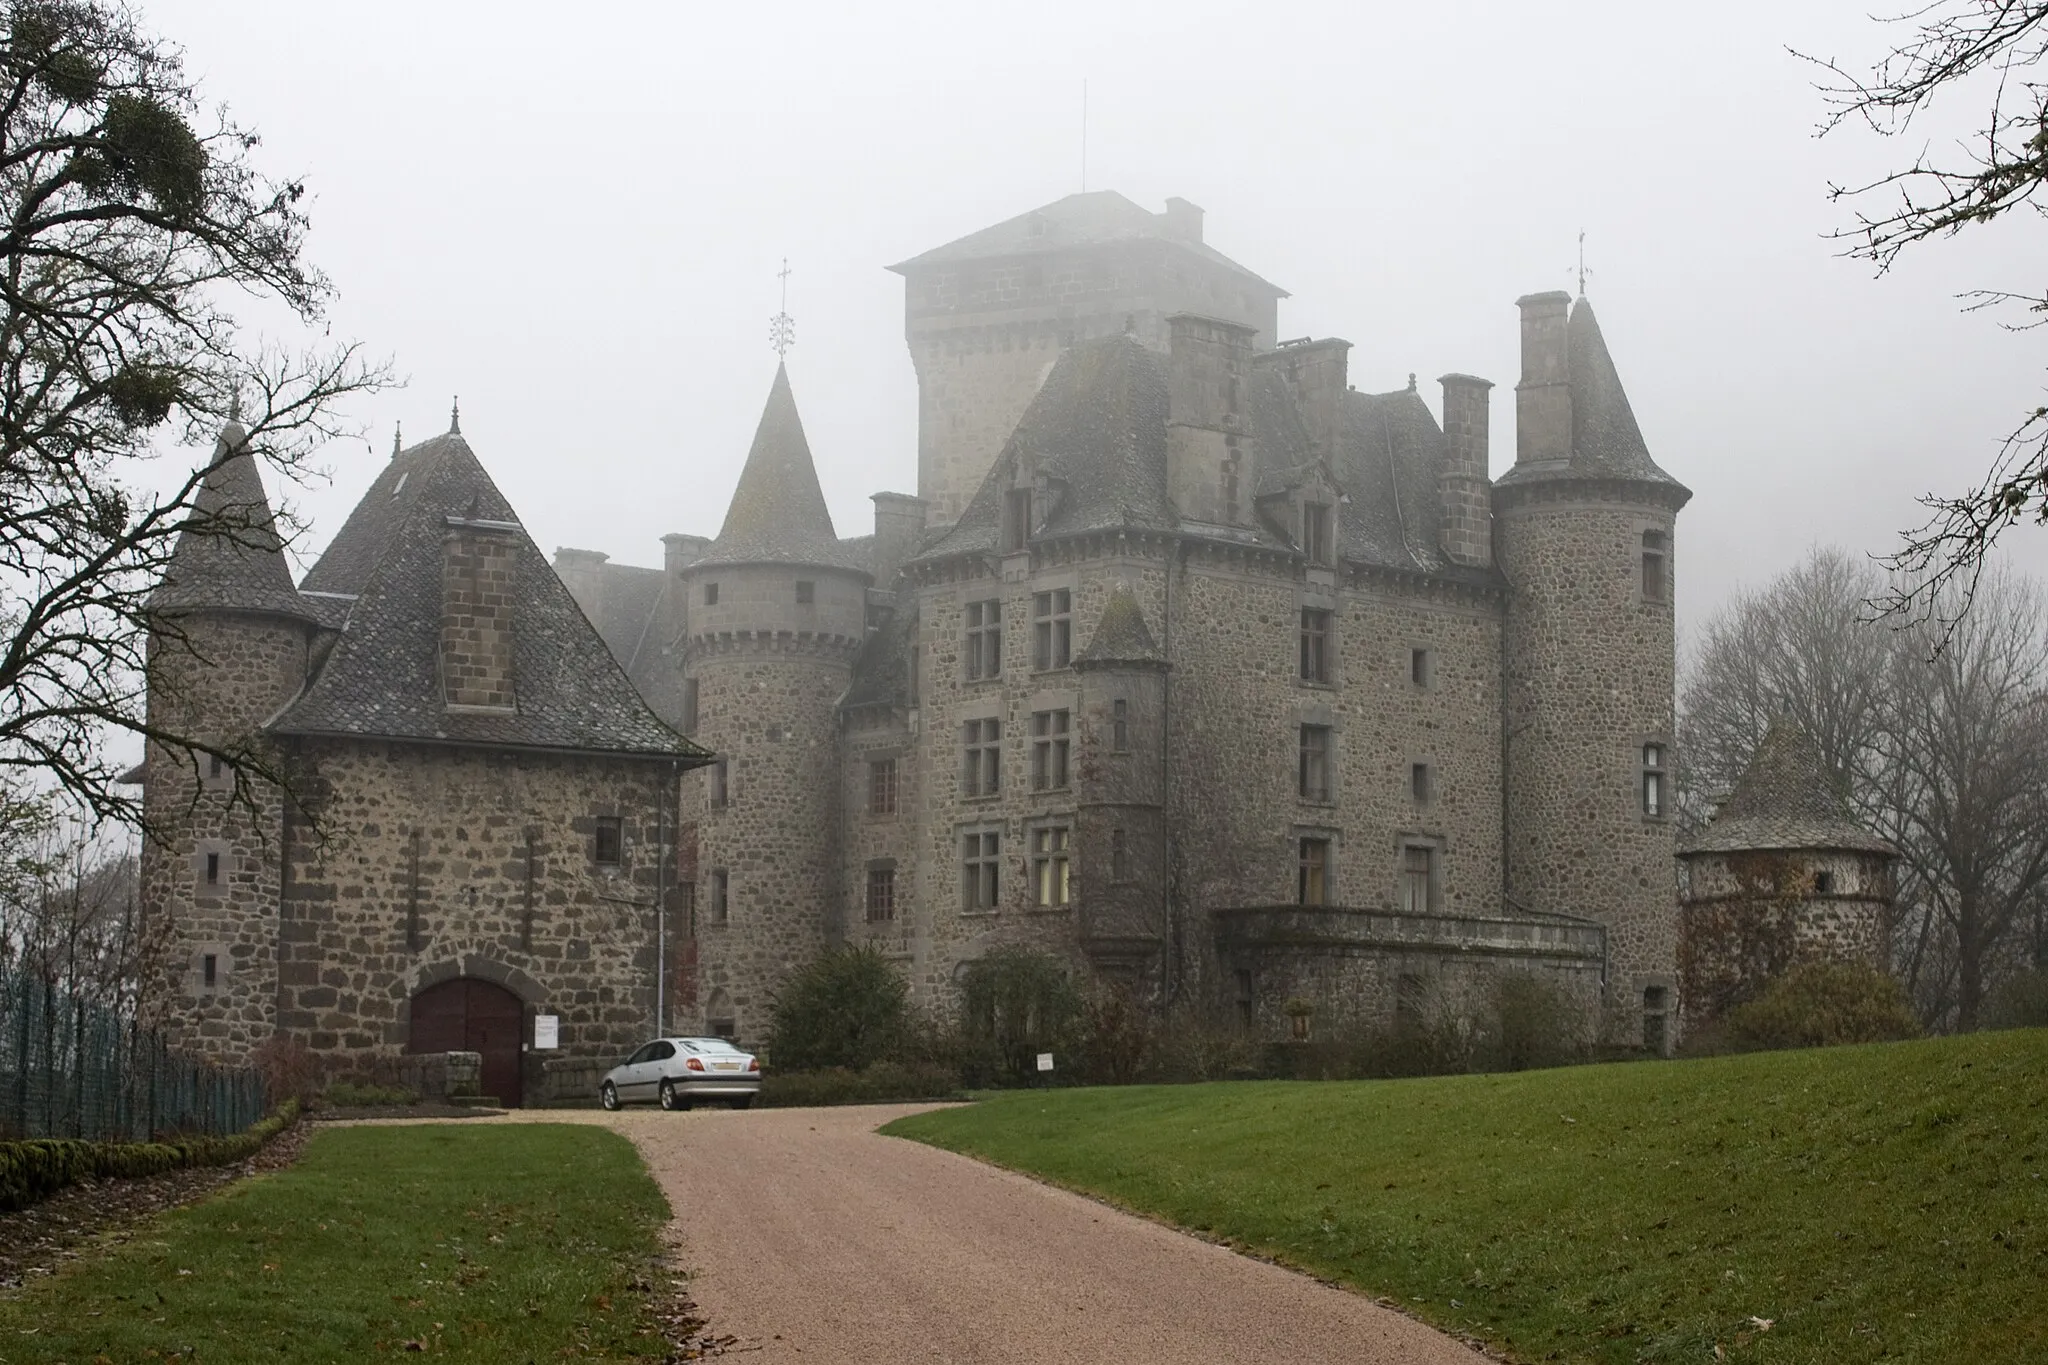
(1801, 4, 2048, 622)
(0, 1, 386, 827)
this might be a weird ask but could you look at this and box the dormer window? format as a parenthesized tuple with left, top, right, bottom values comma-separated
(1302, 502, 1334, 566)
(1003, 488, 1034, 553)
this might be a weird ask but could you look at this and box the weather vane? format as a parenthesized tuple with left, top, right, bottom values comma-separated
(1576, 230, 1589, 297)
(769, 258, 795, 358)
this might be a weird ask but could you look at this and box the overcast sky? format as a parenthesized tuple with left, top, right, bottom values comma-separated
(146, 0, 2048, 639)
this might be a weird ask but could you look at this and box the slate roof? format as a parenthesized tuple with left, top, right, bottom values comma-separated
(271, 428, 704, 761)
(698, 365, 869, 574)
(888, 190, 1287, 298)
(150, 423, 317, 621)
(1496, 297, 1689, 496)
(1075, 583, 1165, 667)
(843, 598, 919, 709)
(1679, 720, 1892, 856)
(1337, 385, 1457, 576)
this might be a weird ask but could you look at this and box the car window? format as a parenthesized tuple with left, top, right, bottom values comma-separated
(626, 1043, 656, 1066)
(650, 1041, 675, 1061)
(691, 1038, 744, 1053)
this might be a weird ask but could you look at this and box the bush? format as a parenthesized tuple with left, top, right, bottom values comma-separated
(1144, 1003, 1263, 1083)
(0, 1098, 299, 1211)
(1985, 968, 2048, 1029)
(758, 1061, 961, 1109)
(958, 947, 1084, 1086)
(766, 945, 910, 1073)
(320, 1076, 418, 1108)
(1723, 960, 1922, 1051)
(1479, 973, 1589, 1072)
(249, 1033, 323, 1104)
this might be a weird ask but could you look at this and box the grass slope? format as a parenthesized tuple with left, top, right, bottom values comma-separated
(0, 1124, 671, 1363)
(887, 1031, 2048, 1364)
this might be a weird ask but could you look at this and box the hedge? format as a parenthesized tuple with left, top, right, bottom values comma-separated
(0, 1097, 300, 1212)
(758, 1062, 961, 1109)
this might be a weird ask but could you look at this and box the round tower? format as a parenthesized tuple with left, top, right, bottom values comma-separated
(1494, 292, 1691, 1047)
(680, 365, 869, 1043)
(139, 420, 320, 1059)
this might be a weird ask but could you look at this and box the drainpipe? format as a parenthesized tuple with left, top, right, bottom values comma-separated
(654, 761, 673, 1035)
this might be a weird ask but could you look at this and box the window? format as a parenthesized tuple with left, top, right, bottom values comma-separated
(868, 758, 899, 817)
(1643, 985, 1671, 1055)
(703, 582, 719, 606)
(1298, 724, 1333, 802)
(1300, 609, 1333, 683)
(1410, 762, 1432, 803)
(1031, 710, 1070, 790)
(1110, 827, 1130, 881)
(709, 869, 729, 925)
(1112, 698, 1129, 752)
(865, 867, 896, 922)
(207, 754, 224, 780)
(1411, 648, 1435, 690)
(1814, 869, 1836, 895)
(1297, 837, 1331, 906)
(1641, 529, 1669, 603)
(965, 599, 1003, 680)
(681, 678, 700, 733)
(678, 880, 696, 936)
(1003, 488, 1034, 551)
(962, 829, 1002, 912)
(795, 580, 815, 604)
(204, 851, 220, 886)
(1641, 743, 1666, 819)
(1031, 826, 1070, 907)
(710, 759, 730, 809)
(202, 953, 217, 988)
(1301, 502, 1334, 566)
(1033, 589, 1072, 670)
(593, 817, 623, 867)
(962, 718, 1002, 797)
(1399, 844, 1437, 914)
(1234, 969, 1255, 1031)
(708, 1017, 737, 1040)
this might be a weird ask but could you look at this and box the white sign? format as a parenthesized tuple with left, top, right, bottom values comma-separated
(533, 1015, 560, 1050)
(1036, 1052, 1055, 1072)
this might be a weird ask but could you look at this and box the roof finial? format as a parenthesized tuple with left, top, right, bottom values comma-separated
(449, 396, 460, 434)
(391, 421, 402, 459)
(1407, 372, 1416, 392)
(1576, 229, 1588, 298)
(769, 258, 795, 359)
(228, 389, 243, 423)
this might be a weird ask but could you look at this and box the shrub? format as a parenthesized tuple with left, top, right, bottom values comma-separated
(249, 1033, 323, 1104)
(758, 1061, 961, 1109)
(1078, 983, 1153, 1085)
(1723, 960, 1922, 1051)
(1145, 1003, 1263, 1083)
(0, 1098, 299, 1211)
(958, 946, 1083, 1086)
(766, 945, 910, 1073)
(1480, 973, 1589, 1072)
(320, 1076, 418, 1108)
(1985, 968, 2048, 1029)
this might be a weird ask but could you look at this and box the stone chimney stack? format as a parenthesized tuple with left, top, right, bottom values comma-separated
(1162, 196, 1204, 243)
(1166, 313, 1257, 527)
(1438, 373, 1495, 568)
(1269, 338, 1352, 465)
(1514, 291, 1573, 465)
(661, 533, 710, 576)
(869, 492, 927, 590)
(441, 517, 520, 710)
(552, 546, 608, 628)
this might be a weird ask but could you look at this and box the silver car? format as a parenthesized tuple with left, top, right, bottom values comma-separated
(599, 1036, 761, 1111)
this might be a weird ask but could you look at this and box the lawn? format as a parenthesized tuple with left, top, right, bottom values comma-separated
(0, 1123, 673, 1363)
(887, 1029, 2048, 1364)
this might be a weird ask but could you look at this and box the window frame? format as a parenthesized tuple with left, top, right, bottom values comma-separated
(1410, 647, 1435, 690)
(1297, 835, 1333, 906)
(1640, 528, 1670, 604)
(703, 581, 719, 606)
(593, 816, 624, 868)
(962, 717, 1002, 798)
(1111, 697, 1130, 753)
(961, 826, 1002, 914)
(865, 865, 897, 922)
(1410, 761, 1433, 804)
(1032, 588, 1073, 671)
(709, 758, 730, 810)
(964, 598, 1003, 681)
(1299, 607, 1334, 685)
(1301, 501, 1335, 566)
(1298, 723, 1334, 803)
(1030, 824, 1071, 908)
(868, 757, 900, 818)
(1030, 709, 1071, 791)
(1003, 488, 1034, 553)
(1398, 841, 1440, 915)
(1641, 741, 1668, 820)
(708, 868, 730, 925)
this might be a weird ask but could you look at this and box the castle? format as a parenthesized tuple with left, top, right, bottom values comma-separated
(149, 189, 1894, 1098)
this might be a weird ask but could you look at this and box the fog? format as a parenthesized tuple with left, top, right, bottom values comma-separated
(146, 0, 2048, 635)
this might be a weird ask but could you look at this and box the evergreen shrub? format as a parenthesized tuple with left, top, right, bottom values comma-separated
(1723, 960, 1922, 1051)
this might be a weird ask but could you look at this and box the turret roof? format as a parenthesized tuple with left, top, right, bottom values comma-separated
(1679, 719, 1892, 856)
(1076, 582, 1166, 667)
(698, 365, 868, 573)
(149, 422, 317, 622)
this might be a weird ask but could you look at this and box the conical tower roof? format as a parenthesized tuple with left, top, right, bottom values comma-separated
(1076, 582, 1167, 668)
(699, 365, 863, 572)
(149, 421, 315, 621)
(1679, 719, 1892, 855)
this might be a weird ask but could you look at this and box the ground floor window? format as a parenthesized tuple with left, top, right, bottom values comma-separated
(1298, 837, 1331, 906)
(866, 866, 896, 921)
(961, 828, 1001, 912)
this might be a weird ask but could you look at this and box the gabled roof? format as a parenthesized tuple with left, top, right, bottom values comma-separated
(1679, 720, 1892, 856)
(888, 190, 1286, 297)
(1075, 583, 1166, 667)
(1336, 385, 1455, 576)
(272, 427, 703, 761)
(1496, 297, 1689, 497)
(843, 598, 920, 710)
(149, 422, 317, 622)
(697, 365, 868, 573)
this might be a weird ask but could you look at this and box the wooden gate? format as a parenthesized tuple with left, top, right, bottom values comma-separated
(407, 978, 524, 1107)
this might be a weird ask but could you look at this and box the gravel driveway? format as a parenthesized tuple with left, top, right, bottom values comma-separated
(507, 1103, 1487, 1364)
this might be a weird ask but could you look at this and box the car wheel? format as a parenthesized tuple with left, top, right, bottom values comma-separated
(729, 1095, 754, 1111)
(599, 1082, 620, 1112)
(659, 1079, 689, 1112)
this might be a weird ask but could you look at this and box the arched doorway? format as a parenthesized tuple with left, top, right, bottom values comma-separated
(408, 978, 524, 1107)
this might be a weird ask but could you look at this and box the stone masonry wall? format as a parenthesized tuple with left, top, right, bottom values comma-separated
(843, 708, 919, 967)
(439, 526, 519, 709)
(1678, 848, 1893, 1026)
(139, 613, 308, 1061)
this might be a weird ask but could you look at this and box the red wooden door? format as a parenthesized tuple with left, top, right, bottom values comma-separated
(407, 979, 524, 1107)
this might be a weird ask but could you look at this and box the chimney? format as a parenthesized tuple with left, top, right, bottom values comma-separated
(870, 492, 927, 589)
(552, 546, 608, 626)
(1437, 373, 1495, 568)
(442, 518, 521, 710)
(1267, 338, 1351, 465)
(1514, 291, 1573, 465)
(661, 533, 710, 576)
(1162, 196, 1204, 243)
(1166, 313, 1257, 527)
